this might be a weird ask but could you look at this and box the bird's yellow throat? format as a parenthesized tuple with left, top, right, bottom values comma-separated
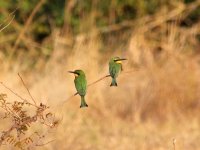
(116, 60, 122, 64)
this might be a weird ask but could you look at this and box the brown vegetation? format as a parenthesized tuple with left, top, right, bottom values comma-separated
(0, 0, 200, 149)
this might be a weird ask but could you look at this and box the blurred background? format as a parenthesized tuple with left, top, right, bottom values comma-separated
(0, 0, 200, 149)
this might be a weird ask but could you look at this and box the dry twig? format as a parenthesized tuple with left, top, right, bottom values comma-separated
(0, 82, 38, 108)
(173, 138, 176, 150)
(0, 15, 15, 33)
(18, 73, 37, 105)
(0, 78, 57, 149)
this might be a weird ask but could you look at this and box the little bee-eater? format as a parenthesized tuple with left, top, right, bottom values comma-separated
(109, 57, 127, 86)
(69, 70, 88, 108)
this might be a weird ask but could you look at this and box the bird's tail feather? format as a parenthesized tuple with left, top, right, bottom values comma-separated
(110, 78, 118, 86)
(80, 96, 88, 108)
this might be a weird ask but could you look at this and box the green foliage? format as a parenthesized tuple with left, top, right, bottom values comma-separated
(0, 0, 199, 67)
(1, 0, 199, 35)
(184, 0, 196, 3)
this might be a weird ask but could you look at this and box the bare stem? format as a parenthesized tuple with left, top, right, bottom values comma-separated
(35, 139, 55, 147)
(0, 82, 38, 108)
(173, 138, 176, 150)
(0, 15, 15, 33)
(18, 73, 37, 105)
(88, 74, 110, 87)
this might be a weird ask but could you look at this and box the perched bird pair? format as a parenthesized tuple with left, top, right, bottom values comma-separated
(69, 57, 127, 108)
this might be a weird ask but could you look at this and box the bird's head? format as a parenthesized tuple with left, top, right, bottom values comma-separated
(111, 57, 127, 64)
(68, 70, 85, 77)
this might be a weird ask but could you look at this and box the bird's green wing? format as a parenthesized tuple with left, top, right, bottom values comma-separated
(109, 63, 121, 78)
(75, 77, 87, 96)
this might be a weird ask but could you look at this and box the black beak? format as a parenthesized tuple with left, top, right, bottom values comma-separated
(117, 58, 127, 61)
(68, 71, 75, 74)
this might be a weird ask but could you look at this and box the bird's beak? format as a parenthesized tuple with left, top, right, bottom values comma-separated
(118, 58, 127, 61)
(115, 58, 127, 64)
(68, 71, 79, 77)
(68, 71, 75, 74)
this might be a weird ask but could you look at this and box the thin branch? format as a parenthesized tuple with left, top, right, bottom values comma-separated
(173, 138, 176, 150)
(0, 82, 38, 108)
(5, 105, 21, 119)
(0, 15, 15, 33)
(0, 125, 16, 146)
(9, 0, 46, 61)
(18, 73, 37, 105)
(35, 139, 55, 147)
(88, 75, 110, 87)
(0, 82, 27, 102)
(0, 103, 20, 119)
(0, 112, 47, 147)
(61, 74, 110, 105)
(60, 92, 78, 106)
(0, 7, 18, 28)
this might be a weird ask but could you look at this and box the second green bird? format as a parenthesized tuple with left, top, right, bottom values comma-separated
(109, 57, 127, 86)
(69, 70, 88, 108)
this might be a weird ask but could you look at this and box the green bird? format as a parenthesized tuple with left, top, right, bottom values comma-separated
(109, 57, 127, 86)
(69, 70, 88, 108)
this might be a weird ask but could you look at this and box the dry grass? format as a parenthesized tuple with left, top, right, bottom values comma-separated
(0, 2, 200, 149)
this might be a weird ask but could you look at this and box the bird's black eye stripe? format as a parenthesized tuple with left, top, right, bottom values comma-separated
(75, 72, 80, 75)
